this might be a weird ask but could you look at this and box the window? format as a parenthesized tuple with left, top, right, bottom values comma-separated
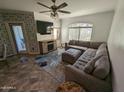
(68, 23, 93, 41)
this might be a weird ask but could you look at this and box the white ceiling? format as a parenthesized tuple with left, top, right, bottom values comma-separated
(0, 0, 117, 19)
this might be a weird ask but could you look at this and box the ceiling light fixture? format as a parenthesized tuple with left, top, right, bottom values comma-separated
(37, 0, 71, 19)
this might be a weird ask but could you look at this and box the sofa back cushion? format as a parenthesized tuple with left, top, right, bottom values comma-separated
(95, 43, 108, 58)
(92, 56, 110, 79)
(78, 48, 96, 62)
(69, 40, 79, 46)
(98, 43, 107, 50)
(83, 54, 103, 74)
(90, 42, 104, 49)
(77, 41, 90, 47)
(69, 40, 104, 49)
(69, 40, 90, 47)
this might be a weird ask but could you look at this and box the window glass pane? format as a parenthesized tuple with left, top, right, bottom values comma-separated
(79, 28, 92, 41)
(68, 23, 93, 41)
(69, 28, 79, 40)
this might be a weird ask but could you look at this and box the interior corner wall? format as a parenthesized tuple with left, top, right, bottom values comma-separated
(0, 9, 39, 56)
(61, 11, 114, 43)
(107, 0, 124, 91)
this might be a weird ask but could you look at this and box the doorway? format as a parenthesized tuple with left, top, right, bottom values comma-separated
(8, 22, 27, 54)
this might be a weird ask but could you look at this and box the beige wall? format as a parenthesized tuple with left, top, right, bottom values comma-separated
(61, 11, 114, 43)
(108, 0, 124, 91)
(34, 12, 53, 22)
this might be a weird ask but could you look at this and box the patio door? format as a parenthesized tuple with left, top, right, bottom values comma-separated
(9, 23, 27, 54)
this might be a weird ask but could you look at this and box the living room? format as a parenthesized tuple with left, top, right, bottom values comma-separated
(0, 0, 124, 92)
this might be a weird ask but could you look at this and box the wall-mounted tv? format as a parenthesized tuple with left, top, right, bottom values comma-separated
(36, 20, 53, 35)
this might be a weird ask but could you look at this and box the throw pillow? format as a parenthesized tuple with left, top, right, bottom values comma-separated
(92, 56, 110, 79)
(83, 55, 103, 74)
(96, 43, 107, 55)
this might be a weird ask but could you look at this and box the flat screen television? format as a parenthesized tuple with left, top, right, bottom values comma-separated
(36, 20, 53, 35)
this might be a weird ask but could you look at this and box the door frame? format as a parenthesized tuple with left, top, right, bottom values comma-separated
(5, 21, 29, 54)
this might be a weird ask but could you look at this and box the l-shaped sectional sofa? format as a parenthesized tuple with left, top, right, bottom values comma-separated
(62, 40, 112, 92)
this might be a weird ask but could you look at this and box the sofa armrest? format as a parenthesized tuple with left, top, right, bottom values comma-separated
(65, 43, 67, 49)
(65, 65, 112, 92)
(65, 43, 70, 50)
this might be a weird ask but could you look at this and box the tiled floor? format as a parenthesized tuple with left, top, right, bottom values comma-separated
(0, 49, 65, 92)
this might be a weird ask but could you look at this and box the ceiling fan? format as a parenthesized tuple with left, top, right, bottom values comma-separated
(37, 0, 71, 18)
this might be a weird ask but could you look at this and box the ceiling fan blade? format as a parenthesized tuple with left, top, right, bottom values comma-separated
(51, 0, 56, 3)
(58, 10, 71, 14)
(37, 2, 51, 9)
(39, 10, 51, 13)
(57, 2, 68, 9)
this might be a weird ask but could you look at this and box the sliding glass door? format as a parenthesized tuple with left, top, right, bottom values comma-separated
(8, 23, 27, 54)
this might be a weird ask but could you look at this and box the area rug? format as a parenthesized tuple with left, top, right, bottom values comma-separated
(35, 48, 65, 83)
(0, 48, 66, 92)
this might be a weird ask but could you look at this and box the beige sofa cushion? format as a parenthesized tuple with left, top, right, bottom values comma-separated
(95, 43, 107, 57)
(78, 48, 96, 63)
(92, 56, 110, 79)
(83, 55, 103, 74)
(74, 60, 87, 71)
(69, 40, 91, 47)
(77, 41, 90, 47)
(69, 40, 79, 45)
(90, 42, 103, 49)
(83, 61, 95, 74)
